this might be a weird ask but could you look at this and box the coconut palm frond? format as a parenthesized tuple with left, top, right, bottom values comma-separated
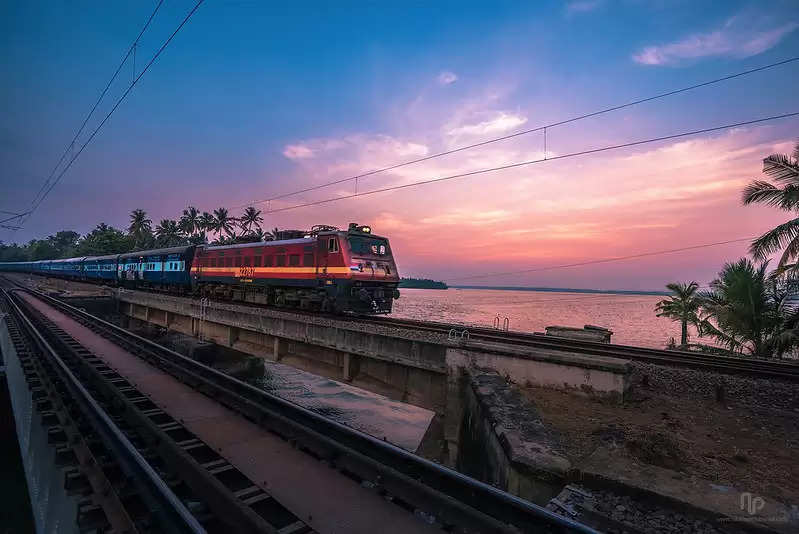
(741, 181, 799, 210)
(763, 153, 799, 184)
(748, 217, 799, 261)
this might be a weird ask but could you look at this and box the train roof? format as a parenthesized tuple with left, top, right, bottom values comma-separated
(118, 245, 194, 260)
(202, 238, 315, 252)
(84, 254, 120, 262)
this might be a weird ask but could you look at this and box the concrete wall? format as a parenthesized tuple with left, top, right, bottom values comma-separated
(447, 343, 629, 399)
(2, 320, 81, 534)
(457, 371, 571, 505)
(116, 293, 451, 415)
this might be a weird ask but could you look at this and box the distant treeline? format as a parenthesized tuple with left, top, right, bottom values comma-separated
(399, 277, 448, 289)
(0, 206, 293, 263)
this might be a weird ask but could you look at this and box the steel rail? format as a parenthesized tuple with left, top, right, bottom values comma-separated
(1, 287, 206, 534)
(17, 284, 598, 534)
(8, 288, 305, 533)
(2, 296, 139, 532)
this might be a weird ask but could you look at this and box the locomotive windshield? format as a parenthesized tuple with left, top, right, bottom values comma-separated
(348, 236, 390, 256)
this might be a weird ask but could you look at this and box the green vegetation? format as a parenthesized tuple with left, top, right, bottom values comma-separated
(0, 205, 283, 261)
(659, 141, 799, 358)
(655, 282, 701, 347)
(399, 278, 448, 289)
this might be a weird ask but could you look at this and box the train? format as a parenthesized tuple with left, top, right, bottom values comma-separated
(0, 223, 401, 314)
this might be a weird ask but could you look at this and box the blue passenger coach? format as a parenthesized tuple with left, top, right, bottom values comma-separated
(118, 246, 195, 289)
(83, 254, 119, 282)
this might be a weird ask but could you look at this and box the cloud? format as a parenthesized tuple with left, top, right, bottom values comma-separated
(446, 111, 527, 137)
(565, 0, 602, 16)
(437, 71, 458, 85)
(633, 18, 798, 66)
(282, 144, 315, 160)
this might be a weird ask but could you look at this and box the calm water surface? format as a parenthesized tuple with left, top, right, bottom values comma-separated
(213, 356, 434, 452)
(391, 288, 685, 348)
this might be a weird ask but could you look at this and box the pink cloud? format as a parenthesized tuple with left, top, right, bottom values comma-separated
(283, 144, 315, 160)
(633, 18, 798, 66)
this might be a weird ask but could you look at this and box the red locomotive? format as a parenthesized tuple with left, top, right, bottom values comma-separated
(192, 223, 401, 313)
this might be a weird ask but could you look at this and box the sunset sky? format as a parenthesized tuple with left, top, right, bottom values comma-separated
(1, 0, 798, 290)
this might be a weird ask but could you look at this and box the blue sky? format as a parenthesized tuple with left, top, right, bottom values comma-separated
(1, 0, 798, 289)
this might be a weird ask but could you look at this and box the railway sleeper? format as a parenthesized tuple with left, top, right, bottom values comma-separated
(15, 296, 315, 534)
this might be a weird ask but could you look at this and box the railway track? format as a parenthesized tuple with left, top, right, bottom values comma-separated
(0, 281, 597, 533)
(360, 316, 799, 382)
(1, 288, 211, 532)
(8, 272, 799, 381)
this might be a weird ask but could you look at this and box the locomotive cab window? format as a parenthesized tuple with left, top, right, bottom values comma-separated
(348, 236, 389, 256)
(328, 237, 339, 253)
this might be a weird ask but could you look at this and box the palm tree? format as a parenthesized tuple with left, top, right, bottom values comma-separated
(698, 258, 784, 358)
(250, 228, 266, 242)
(239, 206, 263, 235)
(179, 206, 201, 237)
(154, 219, 182, 247)
(267, 226, 281, 241)
(198, 212, 215, 234)
(212, 207, 236, 239)
(742, 141, 799, 272)
(128, 209, 152, 249)
(655, 281, 702, 347)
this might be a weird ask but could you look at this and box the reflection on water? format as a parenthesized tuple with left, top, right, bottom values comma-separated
(213, 355, 434, 452)
(391, 288, 692, 349)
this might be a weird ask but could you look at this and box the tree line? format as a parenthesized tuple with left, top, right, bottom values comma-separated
(0, 206, 291, 262)
(656, 140, 799, 359)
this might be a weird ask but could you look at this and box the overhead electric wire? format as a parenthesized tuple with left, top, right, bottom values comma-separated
(233, 56, 799, 210)
(0, 212, 30, 225)
(12, 0, 204, 234)
(258, 111, 799, 215)
(22, 0, 165, 218)
(443, 237, 756, 281)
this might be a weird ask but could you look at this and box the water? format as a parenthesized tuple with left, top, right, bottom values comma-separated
(216, 357, 435, 452)
(391, 288, 687, 349)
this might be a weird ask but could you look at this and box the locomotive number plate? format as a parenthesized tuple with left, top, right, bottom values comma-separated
(237, 267, 255, 278)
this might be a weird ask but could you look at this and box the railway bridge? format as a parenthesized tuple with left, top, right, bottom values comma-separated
(4, 274, 799, 533)
(112, 288, 631, 464)
(1, 279, 600, 533)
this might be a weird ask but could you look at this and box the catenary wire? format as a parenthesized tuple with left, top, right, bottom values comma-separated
(22, 0, 165, 218)
(442, 237, 756, 281)
(259, 112, 799, 215)
(232, 56, 799, 210)
(12, 0, 204, 235)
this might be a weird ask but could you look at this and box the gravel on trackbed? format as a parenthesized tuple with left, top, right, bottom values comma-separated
(630, 361, 799, 412)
